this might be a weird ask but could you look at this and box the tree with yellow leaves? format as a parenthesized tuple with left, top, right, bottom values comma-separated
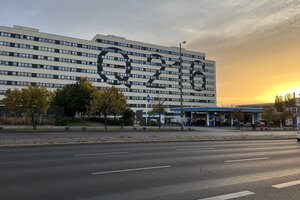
(90, 86, 126, 130)
(3, 86, 52, 129)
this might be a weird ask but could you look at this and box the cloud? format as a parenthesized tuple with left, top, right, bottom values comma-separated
(0, 0, 299, 47)
(187, 0, 300, 52)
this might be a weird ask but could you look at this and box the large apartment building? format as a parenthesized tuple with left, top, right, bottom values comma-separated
(0, 25, 216, 113)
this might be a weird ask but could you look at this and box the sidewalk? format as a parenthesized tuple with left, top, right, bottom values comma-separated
(0, 125, 183, 132)
(0, 125, 296, 132)
(0, 125, 297, 147)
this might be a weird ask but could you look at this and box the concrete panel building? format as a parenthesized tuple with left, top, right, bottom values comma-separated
(0, 25, 216, 115)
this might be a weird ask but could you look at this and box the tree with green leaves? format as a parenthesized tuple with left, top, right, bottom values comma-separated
(274, 95, 285, 126)
(149, 98, 166, 129)
(262, 106, 277, 129)
(274, 93, 296, 126)
(122, 108, 135, 126)
(274, 95, 284, 112)
(3, 86, 52, 129)
(51, 78, 95, 121)
(90, 86, 127, 130)
(284, 93, 296, 108)
(232, 108, 243, 128)
(51, 84, 76, 119)
(75, 78, 95, 121)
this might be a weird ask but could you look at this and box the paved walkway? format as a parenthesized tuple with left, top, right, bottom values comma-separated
(0, 125, 297, 147)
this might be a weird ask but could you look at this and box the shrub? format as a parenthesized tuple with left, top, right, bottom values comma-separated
(122, 118, 134, 126)
(55, 117, 72, 126)
(0, 116, 55, 125)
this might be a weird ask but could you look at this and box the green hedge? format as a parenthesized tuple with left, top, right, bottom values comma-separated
(55, 117, 72, 126)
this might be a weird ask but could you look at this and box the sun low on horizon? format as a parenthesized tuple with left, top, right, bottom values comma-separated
(200, 2, 300, 106)
(213, 34, 300, 106)
(216, 74, 300, 106)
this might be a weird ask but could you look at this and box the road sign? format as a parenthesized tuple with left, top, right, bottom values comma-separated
(146, 94, 151, 103)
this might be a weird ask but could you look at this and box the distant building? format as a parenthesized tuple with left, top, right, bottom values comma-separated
(240, 96, 300, 127)
(0, 25, 216, 115)
(238, 103, 274, 108)
(239, 97, 300, 108)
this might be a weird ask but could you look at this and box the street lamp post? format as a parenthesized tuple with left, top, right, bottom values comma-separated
(179, 41, 186, 131)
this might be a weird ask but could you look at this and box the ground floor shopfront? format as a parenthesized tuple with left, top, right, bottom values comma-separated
(170, 106, 264, 127)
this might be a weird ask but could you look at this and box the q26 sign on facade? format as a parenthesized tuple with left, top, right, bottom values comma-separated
(97, 47, 207, 92)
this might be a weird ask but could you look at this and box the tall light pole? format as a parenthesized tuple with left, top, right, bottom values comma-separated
(179, 41, 186, 131)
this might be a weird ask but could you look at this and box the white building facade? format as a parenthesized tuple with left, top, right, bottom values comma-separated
(0, 25, 216, 113)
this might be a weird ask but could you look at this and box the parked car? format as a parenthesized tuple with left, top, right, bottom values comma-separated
(256, 121, 265, 127)
(232, 120, 244, 126)
(244, 122, 252, 127)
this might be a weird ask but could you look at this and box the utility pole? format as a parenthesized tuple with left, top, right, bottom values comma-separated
(179, 41, 186, 131)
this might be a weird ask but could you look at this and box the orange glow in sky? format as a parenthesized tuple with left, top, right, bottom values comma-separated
(184, 2, 300, 106)
(197, 18, 300, 105)
(211, 36, 300, 105)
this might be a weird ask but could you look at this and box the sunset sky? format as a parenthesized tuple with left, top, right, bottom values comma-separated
(0, 0, 299, 105)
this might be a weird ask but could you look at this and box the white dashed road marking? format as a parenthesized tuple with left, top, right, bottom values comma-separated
(198, 190, 255, 200)
(272, 180, 300, 189)
(92, 165, 171, 175)
(73, 151, 129, 157)
(176, 147, 215, 151)
(225, 157, 269, 163)
(247, 145, 275, 148)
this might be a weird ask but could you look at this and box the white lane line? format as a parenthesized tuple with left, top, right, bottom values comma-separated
(73, 151, 129, 157)
(225, 157, 269, 163)
(198, 190, 254, 200)
(247, 145, 275, 148)
(272, 180, 300, 189)
(92, 165, 171, 175)
(176, 147, 215, 151)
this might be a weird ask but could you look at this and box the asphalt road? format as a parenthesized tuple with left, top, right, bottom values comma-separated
(1, 139, 300, 200)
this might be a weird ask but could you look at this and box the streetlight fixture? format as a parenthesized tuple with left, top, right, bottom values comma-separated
(179, 41, 186, 131)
